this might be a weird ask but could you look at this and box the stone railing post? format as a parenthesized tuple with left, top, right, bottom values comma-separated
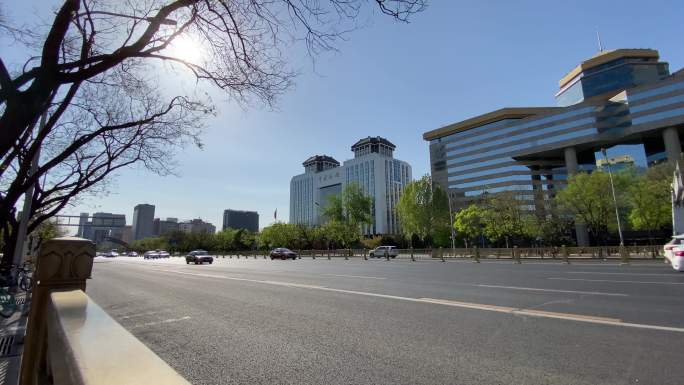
(20, 237, 95, 385)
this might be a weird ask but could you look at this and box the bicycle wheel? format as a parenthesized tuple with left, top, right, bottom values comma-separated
(0, 289, 17, 318)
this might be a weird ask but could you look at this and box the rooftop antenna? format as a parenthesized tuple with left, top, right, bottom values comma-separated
(596, 30, 604, 52)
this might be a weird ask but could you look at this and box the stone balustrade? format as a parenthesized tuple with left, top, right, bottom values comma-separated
(19, 237, 190, 385)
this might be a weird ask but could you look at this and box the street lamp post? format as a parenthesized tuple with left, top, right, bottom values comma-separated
(446, 191, 456, 251)
(601, 148, 624, 246)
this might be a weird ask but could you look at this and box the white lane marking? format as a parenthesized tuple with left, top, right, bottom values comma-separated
(161, 270, 325, 289)
(120, 310, 165, 320)
(131, 316, 191, 329)
(566, 271, 680, 277)
(156, 269, 684, 333)
(477, 284, 628, 297)
(549, 277, 684, 285)
(323, 274, 386, 280)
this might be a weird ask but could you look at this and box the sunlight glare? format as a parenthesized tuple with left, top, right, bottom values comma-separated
(167, 34, 204, 65)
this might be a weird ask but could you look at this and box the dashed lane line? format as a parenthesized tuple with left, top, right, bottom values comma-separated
(548, 277, 684, 285)
(476, 284, 628, 297)
(566, 271, 681, 277)
(130, 316, 192, 329)
(322, 274, 386, 280)
(155, 269, 684, 333)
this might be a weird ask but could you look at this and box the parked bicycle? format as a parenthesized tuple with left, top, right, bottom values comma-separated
(15, 262, 33, 292)
(0, 287, 17, 318)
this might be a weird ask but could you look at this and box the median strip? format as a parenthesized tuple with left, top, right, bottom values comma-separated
(155, 269, 684, 333)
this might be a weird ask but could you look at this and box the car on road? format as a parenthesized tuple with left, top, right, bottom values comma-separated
(664, 235, 684, 271)
(369, 246, 398, 258)
(186, 250, 213, 265)
(270, 248, 298, 260)
(127, 251, 139, 257)
(103, 250, 119, 258)
(143, 250, 159, 259)
(143, 250, 169, 259)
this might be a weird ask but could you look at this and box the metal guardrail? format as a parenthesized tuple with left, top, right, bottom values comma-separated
(205, 245, 664, 261)
(20, 237, 191, 385)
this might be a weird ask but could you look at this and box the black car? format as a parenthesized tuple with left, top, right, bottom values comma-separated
(270, 248, 298, 260)
(186, 250, 213, 264)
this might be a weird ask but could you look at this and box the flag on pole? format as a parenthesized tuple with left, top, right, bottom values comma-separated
(274, 209, 277, 221)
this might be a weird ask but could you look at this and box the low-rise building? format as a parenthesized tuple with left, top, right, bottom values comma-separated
(179, 219, 216, 234)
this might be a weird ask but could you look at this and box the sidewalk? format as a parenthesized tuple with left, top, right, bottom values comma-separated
(0, 292, 29, 385)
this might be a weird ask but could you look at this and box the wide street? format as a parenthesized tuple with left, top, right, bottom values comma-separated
(89, 257, 684, 385)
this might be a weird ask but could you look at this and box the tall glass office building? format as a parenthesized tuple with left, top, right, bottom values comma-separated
(424, 49, 683, 245)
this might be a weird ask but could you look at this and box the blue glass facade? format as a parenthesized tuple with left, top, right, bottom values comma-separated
(425, 49, 684, 215)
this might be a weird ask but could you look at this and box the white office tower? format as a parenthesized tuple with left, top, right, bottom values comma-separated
(290, 136, 412, 235)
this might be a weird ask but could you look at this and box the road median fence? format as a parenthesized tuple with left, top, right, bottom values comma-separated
(203, 245, 663, 262)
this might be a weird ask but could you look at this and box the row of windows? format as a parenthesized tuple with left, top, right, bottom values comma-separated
(448, 166, 532, 183)
(446, 117, 595, 158)
(290, 177, 315, 225)
(347, 160, 376, 234)
(446, 127, 597, 166)
(632, 106, 684, 125)
(430, 119, 515, 145)
(629, 80, 684, 102)
(443, 106, 594, 149)
(630, 92, 684, 114)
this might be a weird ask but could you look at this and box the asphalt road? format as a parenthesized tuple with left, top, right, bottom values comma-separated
(88, 257, 684, 385)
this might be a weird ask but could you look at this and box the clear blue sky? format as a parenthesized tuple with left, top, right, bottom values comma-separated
(4, 1, 684, 229)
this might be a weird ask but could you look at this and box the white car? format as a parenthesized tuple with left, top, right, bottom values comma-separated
(664, 235, 684, 271)
(369, 246, 398, 258)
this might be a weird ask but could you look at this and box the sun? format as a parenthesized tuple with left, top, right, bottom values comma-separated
(167, 34, 204, 65)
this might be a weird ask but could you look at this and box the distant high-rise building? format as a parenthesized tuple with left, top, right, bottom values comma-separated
(132, 204, 155, 240)
(153, 217, 180, 236)
(90, 212, 126, 244)
(77, 212, 89, 238)
(122, 225, 133, 244)
(179, 219, 216, 234)
(222, 210, 259, 232)
(290, 136, 412, 235)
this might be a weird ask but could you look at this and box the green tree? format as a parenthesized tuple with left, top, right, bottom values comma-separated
(215, 229, 237, 252)
(258, 223, 300, 250)
(130, 237, 169, 253)
(481, 191, 536, 248)
(321, 182, 373, 246)
(453, 205, 486, 248)
(321, 220, 359, 248)
(627, 164, 672, 243)
(555, 171, 630, 245)
(396, 175, 451, 247)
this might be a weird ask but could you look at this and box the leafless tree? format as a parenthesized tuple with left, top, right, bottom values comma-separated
(0, 0, 425, 266)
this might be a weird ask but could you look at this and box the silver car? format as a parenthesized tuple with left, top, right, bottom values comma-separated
(369, 246, 398, 258)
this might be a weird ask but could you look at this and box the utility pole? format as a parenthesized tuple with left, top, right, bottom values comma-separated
(601, 148, 624, 246)
(13, 112, 48, 269)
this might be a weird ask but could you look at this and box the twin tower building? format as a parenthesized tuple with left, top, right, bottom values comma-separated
(289, 136, 412, 235)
